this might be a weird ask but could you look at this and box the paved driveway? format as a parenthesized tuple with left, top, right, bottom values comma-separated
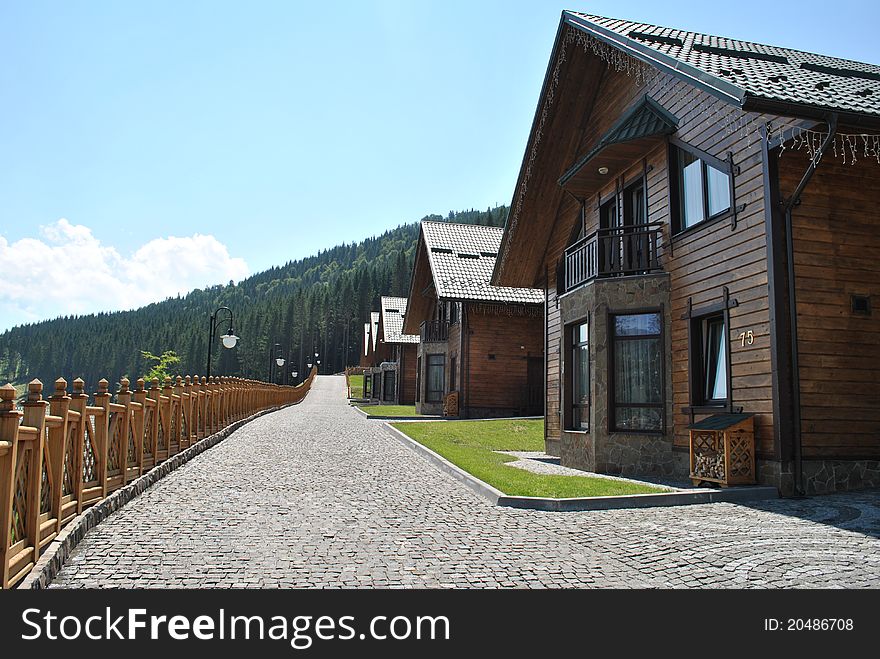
(51, 376, 880, 588)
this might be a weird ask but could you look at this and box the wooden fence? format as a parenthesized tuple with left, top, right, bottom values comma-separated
(0, 367, 316, 588)
(344, 366, 367, 399)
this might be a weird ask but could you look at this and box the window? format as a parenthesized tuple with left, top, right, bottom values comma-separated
(570, 321, 590, 430)
(449, 356, 457, 391)
(671, 143, 732, 233)
(450, 302, 460, 325)
(691, 313, 729, 405)
(610, 313, 663, 432)
(426, 354, 445, 403)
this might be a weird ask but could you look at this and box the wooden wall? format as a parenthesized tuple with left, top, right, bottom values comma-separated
(464, 305, 544, 414)
(783, 150, 880, 458)
(539, 48, 782, 458)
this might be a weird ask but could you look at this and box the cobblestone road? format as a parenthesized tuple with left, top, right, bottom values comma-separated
(52, 376, 880, 588)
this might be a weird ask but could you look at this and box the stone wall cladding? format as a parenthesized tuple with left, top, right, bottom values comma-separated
(18, 403, 295, 589)
(557, 274, 678, 479)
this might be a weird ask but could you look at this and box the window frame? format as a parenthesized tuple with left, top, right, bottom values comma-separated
(607, 309, 666, 434)
(688, 309, 733, 410)
(564, 318, 591, 432)
(669, 138, 735, 236)
(449, 355, 457, 392)
(425, 353, 446, 403)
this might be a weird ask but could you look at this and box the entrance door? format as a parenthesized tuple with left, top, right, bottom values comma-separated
(383, 370, 396, 402)
(526, 356, 544, 416)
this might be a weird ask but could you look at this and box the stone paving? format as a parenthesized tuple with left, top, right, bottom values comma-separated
(51, 376, 880, 588)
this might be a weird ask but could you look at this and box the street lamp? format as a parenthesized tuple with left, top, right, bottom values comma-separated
(269, 343, 285, 382)
(207, 306, 238, 378)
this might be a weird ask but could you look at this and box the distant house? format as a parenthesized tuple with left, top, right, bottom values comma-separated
(403, 221, 544, 417)
(362, 299, 419, 404)
(491, 12, 880, 494)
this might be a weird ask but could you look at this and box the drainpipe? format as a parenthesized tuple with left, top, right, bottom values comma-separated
(781, 113, 837, 496)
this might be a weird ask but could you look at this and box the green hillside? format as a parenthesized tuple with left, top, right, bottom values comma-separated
(0, 206, 507, 391)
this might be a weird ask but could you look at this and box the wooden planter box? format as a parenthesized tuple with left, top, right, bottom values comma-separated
(688, 413, 756, 487)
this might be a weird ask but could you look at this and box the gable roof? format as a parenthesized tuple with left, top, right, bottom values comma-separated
(380, 296, 419, 344)
(565, 12, 880, 121)
(422, 221, 544, 304)
(363, 322, 370, 357)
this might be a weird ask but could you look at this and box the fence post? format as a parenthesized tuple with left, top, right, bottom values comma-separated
(181, 376, 192, 449)
(147, 378, 161, 461)
(69, 379, 88, 514)
(117, 378, 133, 483)
(161, 377, 174, 459)
(47, 379, 71, 533)
(21, 380, 47, 569)
(132, 378, 147, 478)
(93, 379, 111, 498)
(0, 384, 22, 589)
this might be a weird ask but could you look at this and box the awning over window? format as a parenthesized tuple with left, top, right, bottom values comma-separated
(558, 96, 678, 196)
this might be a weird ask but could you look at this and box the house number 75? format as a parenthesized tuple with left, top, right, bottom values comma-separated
(738, 330, 754, 347)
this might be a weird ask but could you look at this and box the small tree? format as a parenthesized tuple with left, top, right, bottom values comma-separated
(141, 350, 181, 383)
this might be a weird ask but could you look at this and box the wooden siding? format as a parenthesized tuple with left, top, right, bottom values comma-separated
(463, 304, 544, 414)
(783, 151, 880, 458)
(540, 51, 784, 458)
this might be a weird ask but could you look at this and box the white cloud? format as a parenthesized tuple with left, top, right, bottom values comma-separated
(0, 219, 249, 330)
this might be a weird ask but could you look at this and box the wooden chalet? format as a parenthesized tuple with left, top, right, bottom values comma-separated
(362, 299, 419, 404)
(403, 221, 545, 418)
(491, 11, 880, 495)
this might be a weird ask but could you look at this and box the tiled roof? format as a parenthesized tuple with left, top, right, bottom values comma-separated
(565, 12, 880, 119)
(370, 312, 380, 351)
(380, 296, 419, 344)
(422, 222, 544, 304)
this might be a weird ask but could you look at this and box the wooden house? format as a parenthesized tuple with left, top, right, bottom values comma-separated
(403, 221, 545, 418)
(491, 12, 880, 495)
(361, 301, 419, 404)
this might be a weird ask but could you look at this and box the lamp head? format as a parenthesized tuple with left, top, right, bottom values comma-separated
(221, 333, 239, 349)
(276, 357, 286, 367)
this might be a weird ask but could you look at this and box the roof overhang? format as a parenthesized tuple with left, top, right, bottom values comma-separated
(558, 95, 677, 196)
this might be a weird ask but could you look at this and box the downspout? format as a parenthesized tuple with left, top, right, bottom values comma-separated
(781, 113, 837, 496)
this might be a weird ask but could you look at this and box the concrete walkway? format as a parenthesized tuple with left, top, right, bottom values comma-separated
(51, 375, 880, 588)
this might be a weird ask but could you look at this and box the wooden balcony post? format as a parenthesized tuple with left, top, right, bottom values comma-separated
(0, 383, 22, 589)
(47, 379, 71, 532)
(21, 380, 47, 570)
(93, 379, 111, 498)
(69, 379, 88, 514)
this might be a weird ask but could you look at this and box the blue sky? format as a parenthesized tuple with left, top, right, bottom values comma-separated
(1, 0, 879, 330)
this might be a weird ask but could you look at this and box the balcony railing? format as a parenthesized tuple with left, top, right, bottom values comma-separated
(421, 320, 449, 343)
(563, 223, 663, 293)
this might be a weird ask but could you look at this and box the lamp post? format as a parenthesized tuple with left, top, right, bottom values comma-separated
(269, 343, 285, 383)
(207, 307, 238, 378)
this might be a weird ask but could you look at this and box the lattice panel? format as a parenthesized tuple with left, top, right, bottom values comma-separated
(62, 424, 77, 496)
(11, 448, 30, 545)
(82, 418, 98, 484)
(170, 414, 178, 448)
(40, 451, 52, 514)
(691, 430, 725, 481)
(107, 414, 122, 474)
(181, 414, 188, 445)
(157, 415, 166, 450)
(127, 420, 138, 467)
(728, 430, 754, 477)
(143, 409, 153, 456)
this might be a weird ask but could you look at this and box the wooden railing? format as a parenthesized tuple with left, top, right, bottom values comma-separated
(0, 368, 316, 589)
(563, 223, 663, 293)
(420, 320, 449, 343)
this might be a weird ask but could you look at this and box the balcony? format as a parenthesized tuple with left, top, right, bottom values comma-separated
(563, 223, 663, 294)
(420, 320, 449, 343)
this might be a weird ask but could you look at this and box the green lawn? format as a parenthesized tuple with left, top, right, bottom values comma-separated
(357, 404, 421, 417)
(391, 418, 668, 498)
(348, 373, 364, 398)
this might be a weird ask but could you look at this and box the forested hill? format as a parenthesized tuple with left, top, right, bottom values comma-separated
(0, 206, 507, 391)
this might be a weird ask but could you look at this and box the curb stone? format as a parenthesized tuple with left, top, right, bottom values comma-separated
(382, 422, 779, 511)
(18, 403, 298, 590)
